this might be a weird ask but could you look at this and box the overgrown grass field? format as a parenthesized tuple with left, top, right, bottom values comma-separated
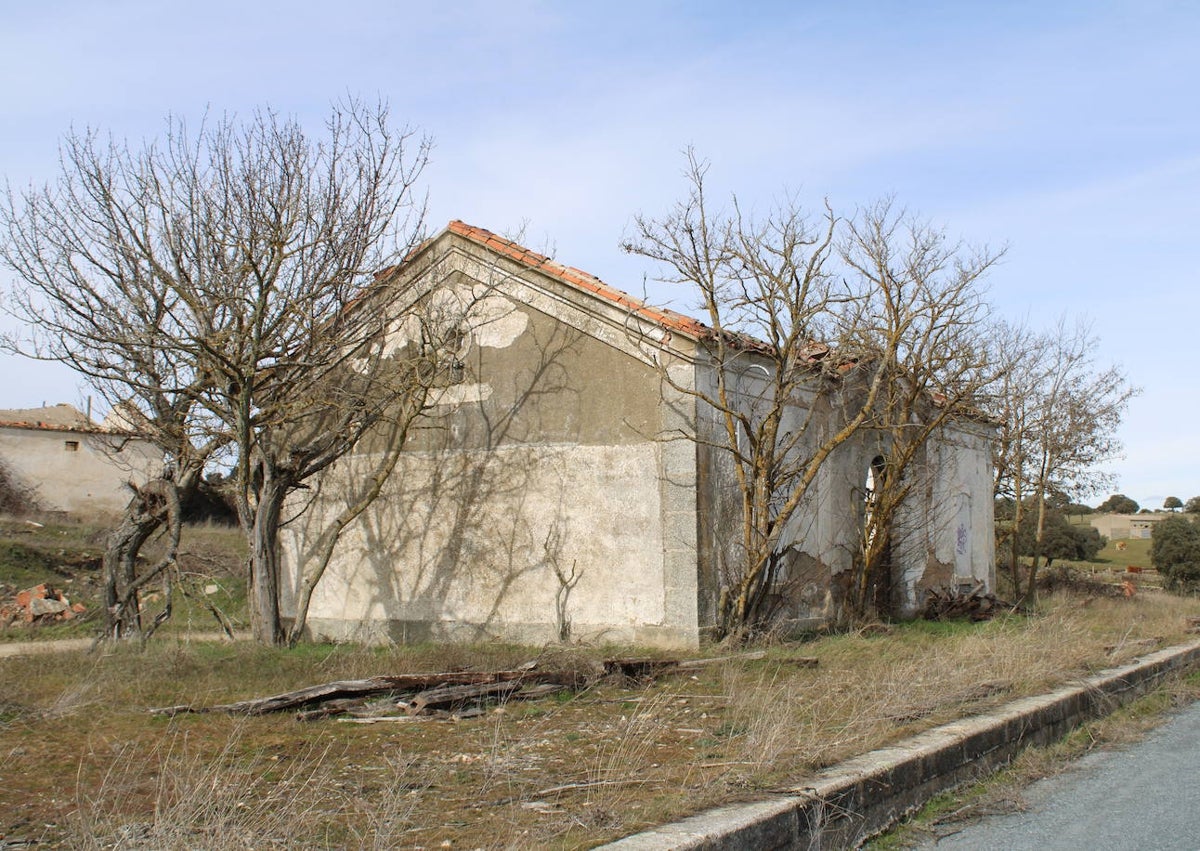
(3, 593, 1200, 849)
(3, 518, 1199, 848)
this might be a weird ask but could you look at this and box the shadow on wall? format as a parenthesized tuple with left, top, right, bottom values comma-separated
(284, 313, 585, 644)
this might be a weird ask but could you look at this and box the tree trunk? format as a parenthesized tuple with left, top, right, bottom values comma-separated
(102, 496, 159, 638)
(249, 467, 288, 646)
(101, 469, 196, 640)
(1021, 489, 1050, 607)
(1008, 491, 1025, 597)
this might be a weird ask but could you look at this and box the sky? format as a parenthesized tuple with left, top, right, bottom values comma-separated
(0, 0, 1196, 508)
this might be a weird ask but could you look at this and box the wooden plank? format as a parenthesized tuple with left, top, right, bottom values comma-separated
(150, 669, 573, 716)
(407, 681, 523, 715)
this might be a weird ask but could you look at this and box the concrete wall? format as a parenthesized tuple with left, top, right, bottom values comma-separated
(892, 420, 996, 614)
(0, 426, 160, 516)
(606, 641, 1200, 849)
(692, 360, 996, 630)
(693, 359, 841, 632)
(281, 235, 703, 647)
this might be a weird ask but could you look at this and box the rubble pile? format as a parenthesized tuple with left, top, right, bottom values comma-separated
(922, 584, 1014, 621)
(0, 583, 86, 625)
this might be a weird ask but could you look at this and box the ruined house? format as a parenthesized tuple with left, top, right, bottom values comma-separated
(0, 404, 160, 516)
(280, 222, 995, 648)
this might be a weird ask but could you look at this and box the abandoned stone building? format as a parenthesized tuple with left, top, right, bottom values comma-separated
(1089, 512, 1165, 541)
(0, 403, 160, 516)
(280, 222, 995, 648)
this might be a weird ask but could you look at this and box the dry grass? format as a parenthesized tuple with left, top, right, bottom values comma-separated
(2, 592, 1200, 849)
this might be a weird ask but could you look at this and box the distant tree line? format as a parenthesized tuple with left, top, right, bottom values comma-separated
(995, 498, 1105, 568)
(1092, 494, 1200, 514)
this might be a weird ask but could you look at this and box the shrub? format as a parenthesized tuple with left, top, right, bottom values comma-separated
(0, 460, 40, 516)
(1013, 508, 1105, 565)
(1151, 515, 1200, 591)
(1098, 494, 1139, 514)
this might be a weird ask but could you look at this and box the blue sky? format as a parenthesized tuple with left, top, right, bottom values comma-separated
(1, 1, 1195, 507)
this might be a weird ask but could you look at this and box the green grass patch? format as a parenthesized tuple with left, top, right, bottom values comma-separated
(1094, 535, 1153, 568)
(0, 517, 246, 641)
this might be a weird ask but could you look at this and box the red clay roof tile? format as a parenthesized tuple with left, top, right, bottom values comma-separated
(445, 220, 712, 339)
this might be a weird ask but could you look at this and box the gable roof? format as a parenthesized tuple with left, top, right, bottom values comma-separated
(0, 404, 95, 433)
(0, 403, 149, 436)
(395, 221, 847, 365)
(443, 221, 712, 339)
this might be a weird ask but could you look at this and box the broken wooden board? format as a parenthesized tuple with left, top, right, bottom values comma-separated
(603, 650, 816, 681)
(406, 681, 523, 715)
(150, 669, 582, 717)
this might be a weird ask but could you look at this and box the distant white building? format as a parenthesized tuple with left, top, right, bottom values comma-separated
(0, 404, 161, 516)
(1089, 513, 1167, 540)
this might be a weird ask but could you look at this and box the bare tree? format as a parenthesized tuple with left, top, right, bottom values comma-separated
(988, 317, 1137, 604)
(153, 102, 433, 644)
(837, 200, 1002, 620)
(625, 154, 889, 640)
(986, 319, 1051, 593)
(1, 100, 434, 644)
(1, 130, 223, 638)
(626, 157, 1007, 637)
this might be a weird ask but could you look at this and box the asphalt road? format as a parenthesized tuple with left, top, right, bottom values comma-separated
(916, 700, 1200, 850)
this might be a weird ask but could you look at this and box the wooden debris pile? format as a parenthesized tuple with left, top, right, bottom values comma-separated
(602, 650, 817, 683)
(149, 651, 815, 721)
(151, 668, 587, 721)
(1036, 565, 1134, 598)
(0, 583, 86, 626)
(922, 585, 1013, 622)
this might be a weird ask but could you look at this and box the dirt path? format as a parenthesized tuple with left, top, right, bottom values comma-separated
(0, 632, 249, 658)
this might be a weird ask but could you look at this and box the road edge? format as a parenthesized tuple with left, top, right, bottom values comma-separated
(602, 639, 1200, 850)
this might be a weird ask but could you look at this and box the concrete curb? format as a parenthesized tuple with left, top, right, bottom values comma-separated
(602, 639, 1200, 850)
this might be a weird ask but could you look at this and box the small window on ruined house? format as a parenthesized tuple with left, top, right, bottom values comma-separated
(863, 455, 887, 545)
(864, 456, 886, 509)
(64, 440, 79, 452)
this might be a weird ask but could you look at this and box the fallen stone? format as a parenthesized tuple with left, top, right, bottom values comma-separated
(29, 597, 69, 617)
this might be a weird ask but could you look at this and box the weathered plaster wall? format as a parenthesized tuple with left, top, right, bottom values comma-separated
(0, 426, 159, 516)
(924, 422, 996, 591)
(282, 237, 703, 648)
(288, 443, 680, 645)
(812, 419, 995, 619)
(692, 361, 996, 630)
(693, 359, 837, 632)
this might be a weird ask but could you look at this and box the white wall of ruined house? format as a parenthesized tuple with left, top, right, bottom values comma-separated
(279, 238, 704, 648)
(0, 426, 160, 516)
